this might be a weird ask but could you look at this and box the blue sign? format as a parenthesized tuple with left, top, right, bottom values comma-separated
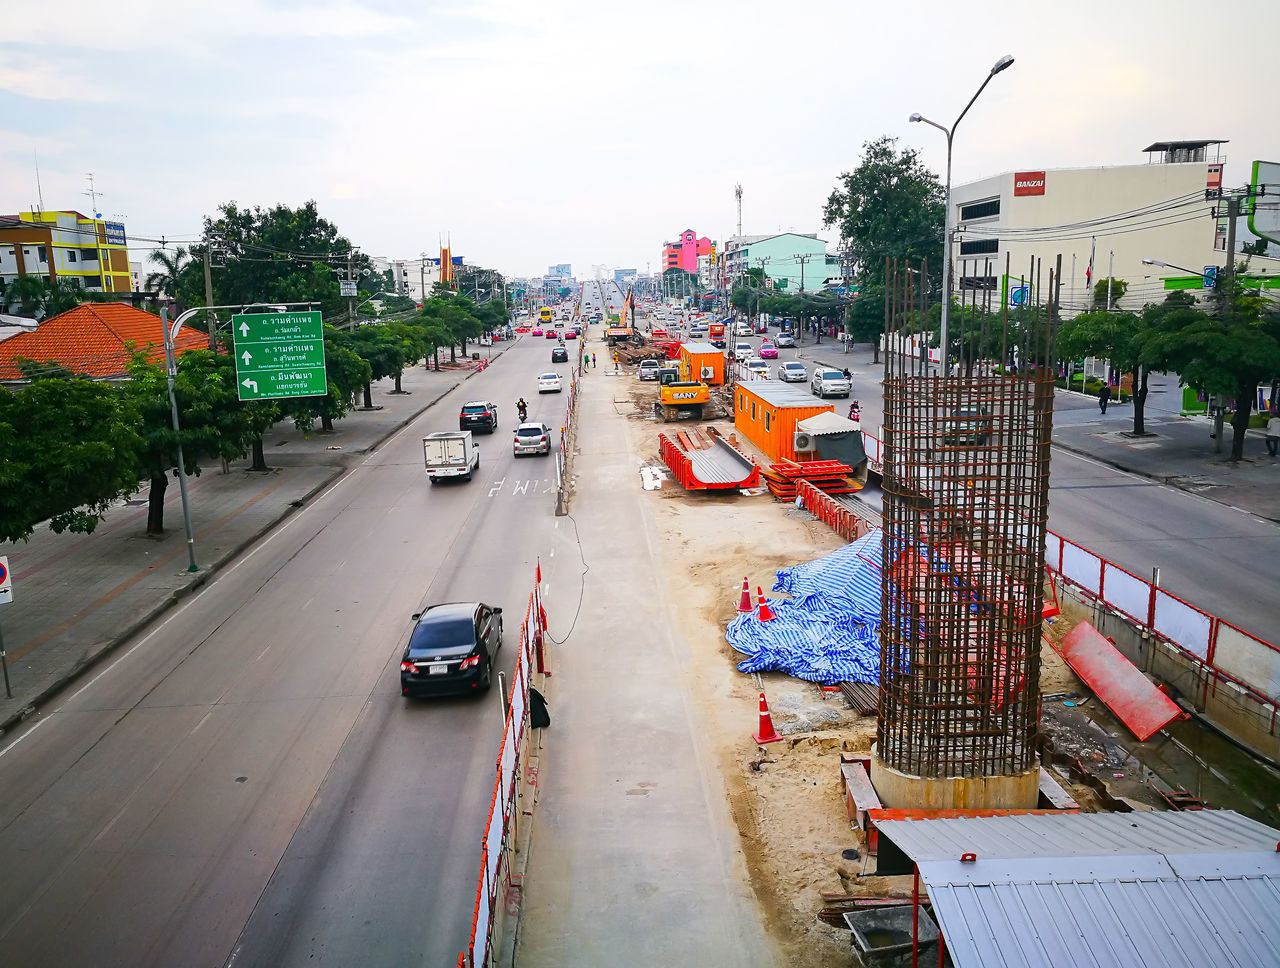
(1202, 266, 1217, 289)
(1010, 286, 1029, 306)
(104, 222, 127, 246)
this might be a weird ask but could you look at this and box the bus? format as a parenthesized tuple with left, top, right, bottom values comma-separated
(539, 307, 553, 326)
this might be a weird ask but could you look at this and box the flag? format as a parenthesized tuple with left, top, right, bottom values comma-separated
(1085, 237, 1095, 288)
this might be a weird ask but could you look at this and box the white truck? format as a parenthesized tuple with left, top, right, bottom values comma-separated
(423, 431, 480, 483)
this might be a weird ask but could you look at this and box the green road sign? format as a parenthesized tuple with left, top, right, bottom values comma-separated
(233, 311, 328, 400)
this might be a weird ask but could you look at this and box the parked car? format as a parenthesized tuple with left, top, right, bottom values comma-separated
(538, 372, 563, 393)
(513, 421, 553, 457)
(777, 361, 807, 382)
(810, 369, 851, 399)
(733, 341, 753, 361)
(399, 601, 503, 697)
(638, 359, 661, 381)
(459, 400, 498, 432)
(552, 347, 569, 363)
(775, 332, 796, 348)
(744, 357, 769, 377)
(758, 342, 778, 359)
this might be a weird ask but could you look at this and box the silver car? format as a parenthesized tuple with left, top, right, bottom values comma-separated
(777, 361, 807, 382)
(513, 422, 553, 456)
(811, 368, 851, 398)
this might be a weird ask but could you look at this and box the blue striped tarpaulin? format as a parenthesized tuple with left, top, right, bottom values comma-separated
(726, 529, 884, 685)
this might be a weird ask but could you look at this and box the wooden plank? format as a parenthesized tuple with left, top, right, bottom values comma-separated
(841, 761, 882, 830)
(1037, 767, 1079, 810)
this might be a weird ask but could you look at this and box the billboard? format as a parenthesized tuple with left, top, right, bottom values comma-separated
(104, 221, 127, 246)
(1248, 160, 1280, 246)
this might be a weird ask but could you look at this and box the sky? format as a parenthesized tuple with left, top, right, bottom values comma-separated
(3, 0, 1278, 282)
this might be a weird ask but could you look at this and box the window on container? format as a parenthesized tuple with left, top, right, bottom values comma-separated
(959, 238, 999, 255)
(764, 412, 771, 432)
(751, 401, 757, 420)
(959, 199, 999, 221)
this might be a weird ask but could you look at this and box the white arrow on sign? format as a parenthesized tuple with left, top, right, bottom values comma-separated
(239, 321, 250, 336)
(242, 378, 258, 393)
(241, 350, 253, 365)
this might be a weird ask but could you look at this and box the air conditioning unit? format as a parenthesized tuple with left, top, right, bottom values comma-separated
(700, 366, 714, 379)
(794, 431, 816, 452)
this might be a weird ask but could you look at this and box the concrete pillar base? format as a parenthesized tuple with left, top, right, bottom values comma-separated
(870, 749, 1040, 810)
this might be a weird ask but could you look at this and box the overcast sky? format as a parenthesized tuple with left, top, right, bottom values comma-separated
(3, 0, 1277, 281)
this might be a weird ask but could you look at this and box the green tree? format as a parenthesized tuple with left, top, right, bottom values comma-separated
(145, 247, 193, 305)
(1091, 277, 1128, 309)
(845, 287, 885, 360)
(0, 376, 143, 543)
(1138, 278, 1280, 460)
(1, 275, 98, 320)
(287, 334, 372, 434)
(823, 136, 944, 289)
(1058, 309, 1151, 433)
(124, 350, 261, 535)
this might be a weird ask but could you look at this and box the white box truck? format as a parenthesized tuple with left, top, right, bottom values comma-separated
(423, 431, 480, 483)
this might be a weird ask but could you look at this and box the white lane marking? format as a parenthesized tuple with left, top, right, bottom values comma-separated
(488, 478, 506, 497)
(513, 480, 530, 496)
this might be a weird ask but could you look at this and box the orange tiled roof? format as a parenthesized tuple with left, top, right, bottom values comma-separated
(0, 303, 210, 380)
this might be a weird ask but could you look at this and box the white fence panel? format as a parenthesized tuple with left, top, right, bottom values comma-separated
(1213, 625, 1280, 702)
(1043, 532, 1063, 571)
(1152, 590, 1211, 660)
(1060, 542, 1102, 595)
(1101, 564, 1150, 625)
(473, 850, 493, 967)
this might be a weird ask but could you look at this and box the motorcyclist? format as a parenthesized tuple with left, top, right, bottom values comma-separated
(848, 400, 861, 421)
(517, 397, 528, 421)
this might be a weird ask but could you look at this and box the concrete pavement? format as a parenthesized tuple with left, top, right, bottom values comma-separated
(0, 354, 497, 734)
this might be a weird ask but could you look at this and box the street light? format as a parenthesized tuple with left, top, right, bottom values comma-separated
(910, 53, 1014, 375)
(1142, 257, 1200, 276)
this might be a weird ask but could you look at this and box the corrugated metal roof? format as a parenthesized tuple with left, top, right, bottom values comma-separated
(881, 811, 1280, 968)
(738, 381, 828, 408)
(877, 809, 1280, 863)
(680, 341, 720, 354)
(797, 411, 858, 436)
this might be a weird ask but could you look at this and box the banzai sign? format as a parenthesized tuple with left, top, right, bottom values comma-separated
(232, 311, 328, 400)
(1014, 171, 1046, 196)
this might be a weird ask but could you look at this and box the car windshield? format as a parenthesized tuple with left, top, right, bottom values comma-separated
(462, 404, 489, 413)
(784, 363, 804, 371)
(516, 426, 545, 437)
(408, 615, 474, 653)
(821, 370, 844, 379)
(540, 374, 558, 380)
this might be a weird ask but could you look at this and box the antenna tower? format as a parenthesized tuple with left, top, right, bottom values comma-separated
(734, 184, 743, 237)
(83, 172, 103, 217)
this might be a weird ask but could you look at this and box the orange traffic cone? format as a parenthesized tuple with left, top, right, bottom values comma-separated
(753, 691, 783, 744)
(757, 587, 775, 622)
(736, 577, 753, 612)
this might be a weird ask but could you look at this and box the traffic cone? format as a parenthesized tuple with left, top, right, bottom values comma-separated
(753, 691, 783, 744)
(736, 577, 753, 612)
(757, 587, 775, 622)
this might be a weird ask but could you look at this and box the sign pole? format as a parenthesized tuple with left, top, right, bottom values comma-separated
(162, 308, 200, 573)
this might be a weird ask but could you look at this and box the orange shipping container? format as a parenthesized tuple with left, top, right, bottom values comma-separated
(734, 382, 833, 463)
(679, 341, 726, 385)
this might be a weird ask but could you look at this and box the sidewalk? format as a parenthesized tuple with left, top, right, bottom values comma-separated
(0, 353, 502, 734)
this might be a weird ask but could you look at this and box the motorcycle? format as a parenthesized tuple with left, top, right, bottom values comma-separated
(517, 403, 528, 422)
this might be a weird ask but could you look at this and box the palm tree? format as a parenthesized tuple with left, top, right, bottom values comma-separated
(145, 247, 191, 304)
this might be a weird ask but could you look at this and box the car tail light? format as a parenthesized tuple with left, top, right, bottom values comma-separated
(459, 654, 481, 671)
(400, 661, 416, 673)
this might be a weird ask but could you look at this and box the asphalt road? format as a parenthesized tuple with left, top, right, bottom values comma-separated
(0, 335, 575, 968)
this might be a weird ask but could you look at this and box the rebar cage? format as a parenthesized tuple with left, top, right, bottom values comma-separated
(877, 255, 1058, 779)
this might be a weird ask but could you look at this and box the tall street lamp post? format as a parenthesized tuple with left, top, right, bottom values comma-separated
(910, 54, 1014, 375)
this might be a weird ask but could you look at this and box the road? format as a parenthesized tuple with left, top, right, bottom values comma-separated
(0, 335, 573, 967)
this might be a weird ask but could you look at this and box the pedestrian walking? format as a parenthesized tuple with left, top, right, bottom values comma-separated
(591, 352, 596, 368)
(1266, 412, 1280, 457)
(1098, 383, 1112, 414)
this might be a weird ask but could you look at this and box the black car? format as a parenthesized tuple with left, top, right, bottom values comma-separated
(400, 602, 503, 697)
(551, 347, 569, 363)
(459, 400, 498, 433)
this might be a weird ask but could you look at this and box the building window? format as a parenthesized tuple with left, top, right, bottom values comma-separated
(958, 275, 998, 291)
(67, 250, 78, 263)
(959, 199, 1000, 221)
(37, 246, 48, 263)
(81, 248, 99, 261)
(959, 238, 999, 255)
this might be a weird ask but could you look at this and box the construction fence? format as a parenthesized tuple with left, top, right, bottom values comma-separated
(795, 478, 1280, 753)
(459, 566, 548, 967)
(554, 339, 586, 515)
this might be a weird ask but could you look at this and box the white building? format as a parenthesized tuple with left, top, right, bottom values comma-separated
(947, 140, 1254, 315)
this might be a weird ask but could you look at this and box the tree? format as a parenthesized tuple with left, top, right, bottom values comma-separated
(1058, 309, 1152, 433)
(145, 247, 193, 304)
(286, 333, 372, 434)
(0, 376, 143, 543)
(124, 350, 261, 535)
(844, 287, 886, 360)
(1138, 279, 1280, 460)
(1092, 277, 1128, 309)
(1, 275, 98, 320)
(1241, 237, 1271, 257)
(823, 136, 944, 289)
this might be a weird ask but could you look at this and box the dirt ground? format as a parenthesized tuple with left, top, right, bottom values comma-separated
(607, 356, 1104, 965)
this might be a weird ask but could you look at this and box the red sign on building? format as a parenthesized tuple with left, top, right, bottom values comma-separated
(1013, 171, 1046, 196)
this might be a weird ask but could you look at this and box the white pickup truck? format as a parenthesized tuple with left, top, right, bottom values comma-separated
(423, 431, 480, 483)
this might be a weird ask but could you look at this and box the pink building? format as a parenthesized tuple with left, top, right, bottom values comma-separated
(662, 229, 714, 273)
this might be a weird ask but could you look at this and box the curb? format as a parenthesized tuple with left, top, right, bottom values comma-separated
(0, 374, 473, 737)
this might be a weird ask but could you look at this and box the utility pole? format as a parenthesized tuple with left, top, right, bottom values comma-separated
(420, 252, 427, 305)
(203, 246, 217, 350)
(1106, 251, 1115, 310)
(347, 249, 355, 325)
(1211, 194, 1242, 452)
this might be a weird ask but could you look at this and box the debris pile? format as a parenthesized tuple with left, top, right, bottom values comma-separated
(760, 459, 861, 500)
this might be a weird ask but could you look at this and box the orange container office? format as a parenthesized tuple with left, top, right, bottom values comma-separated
(734, 382, 834, 463)
(678, 341, 726, 385)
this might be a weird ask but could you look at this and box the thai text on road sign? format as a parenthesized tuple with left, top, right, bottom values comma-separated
(232, 311, 328, 400)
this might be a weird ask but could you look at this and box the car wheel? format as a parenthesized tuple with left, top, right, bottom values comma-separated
(479, 660, 493, 692)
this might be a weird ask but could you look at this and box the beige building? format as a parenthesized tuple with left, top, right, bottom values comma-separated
(949, 140, 1233, 315)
